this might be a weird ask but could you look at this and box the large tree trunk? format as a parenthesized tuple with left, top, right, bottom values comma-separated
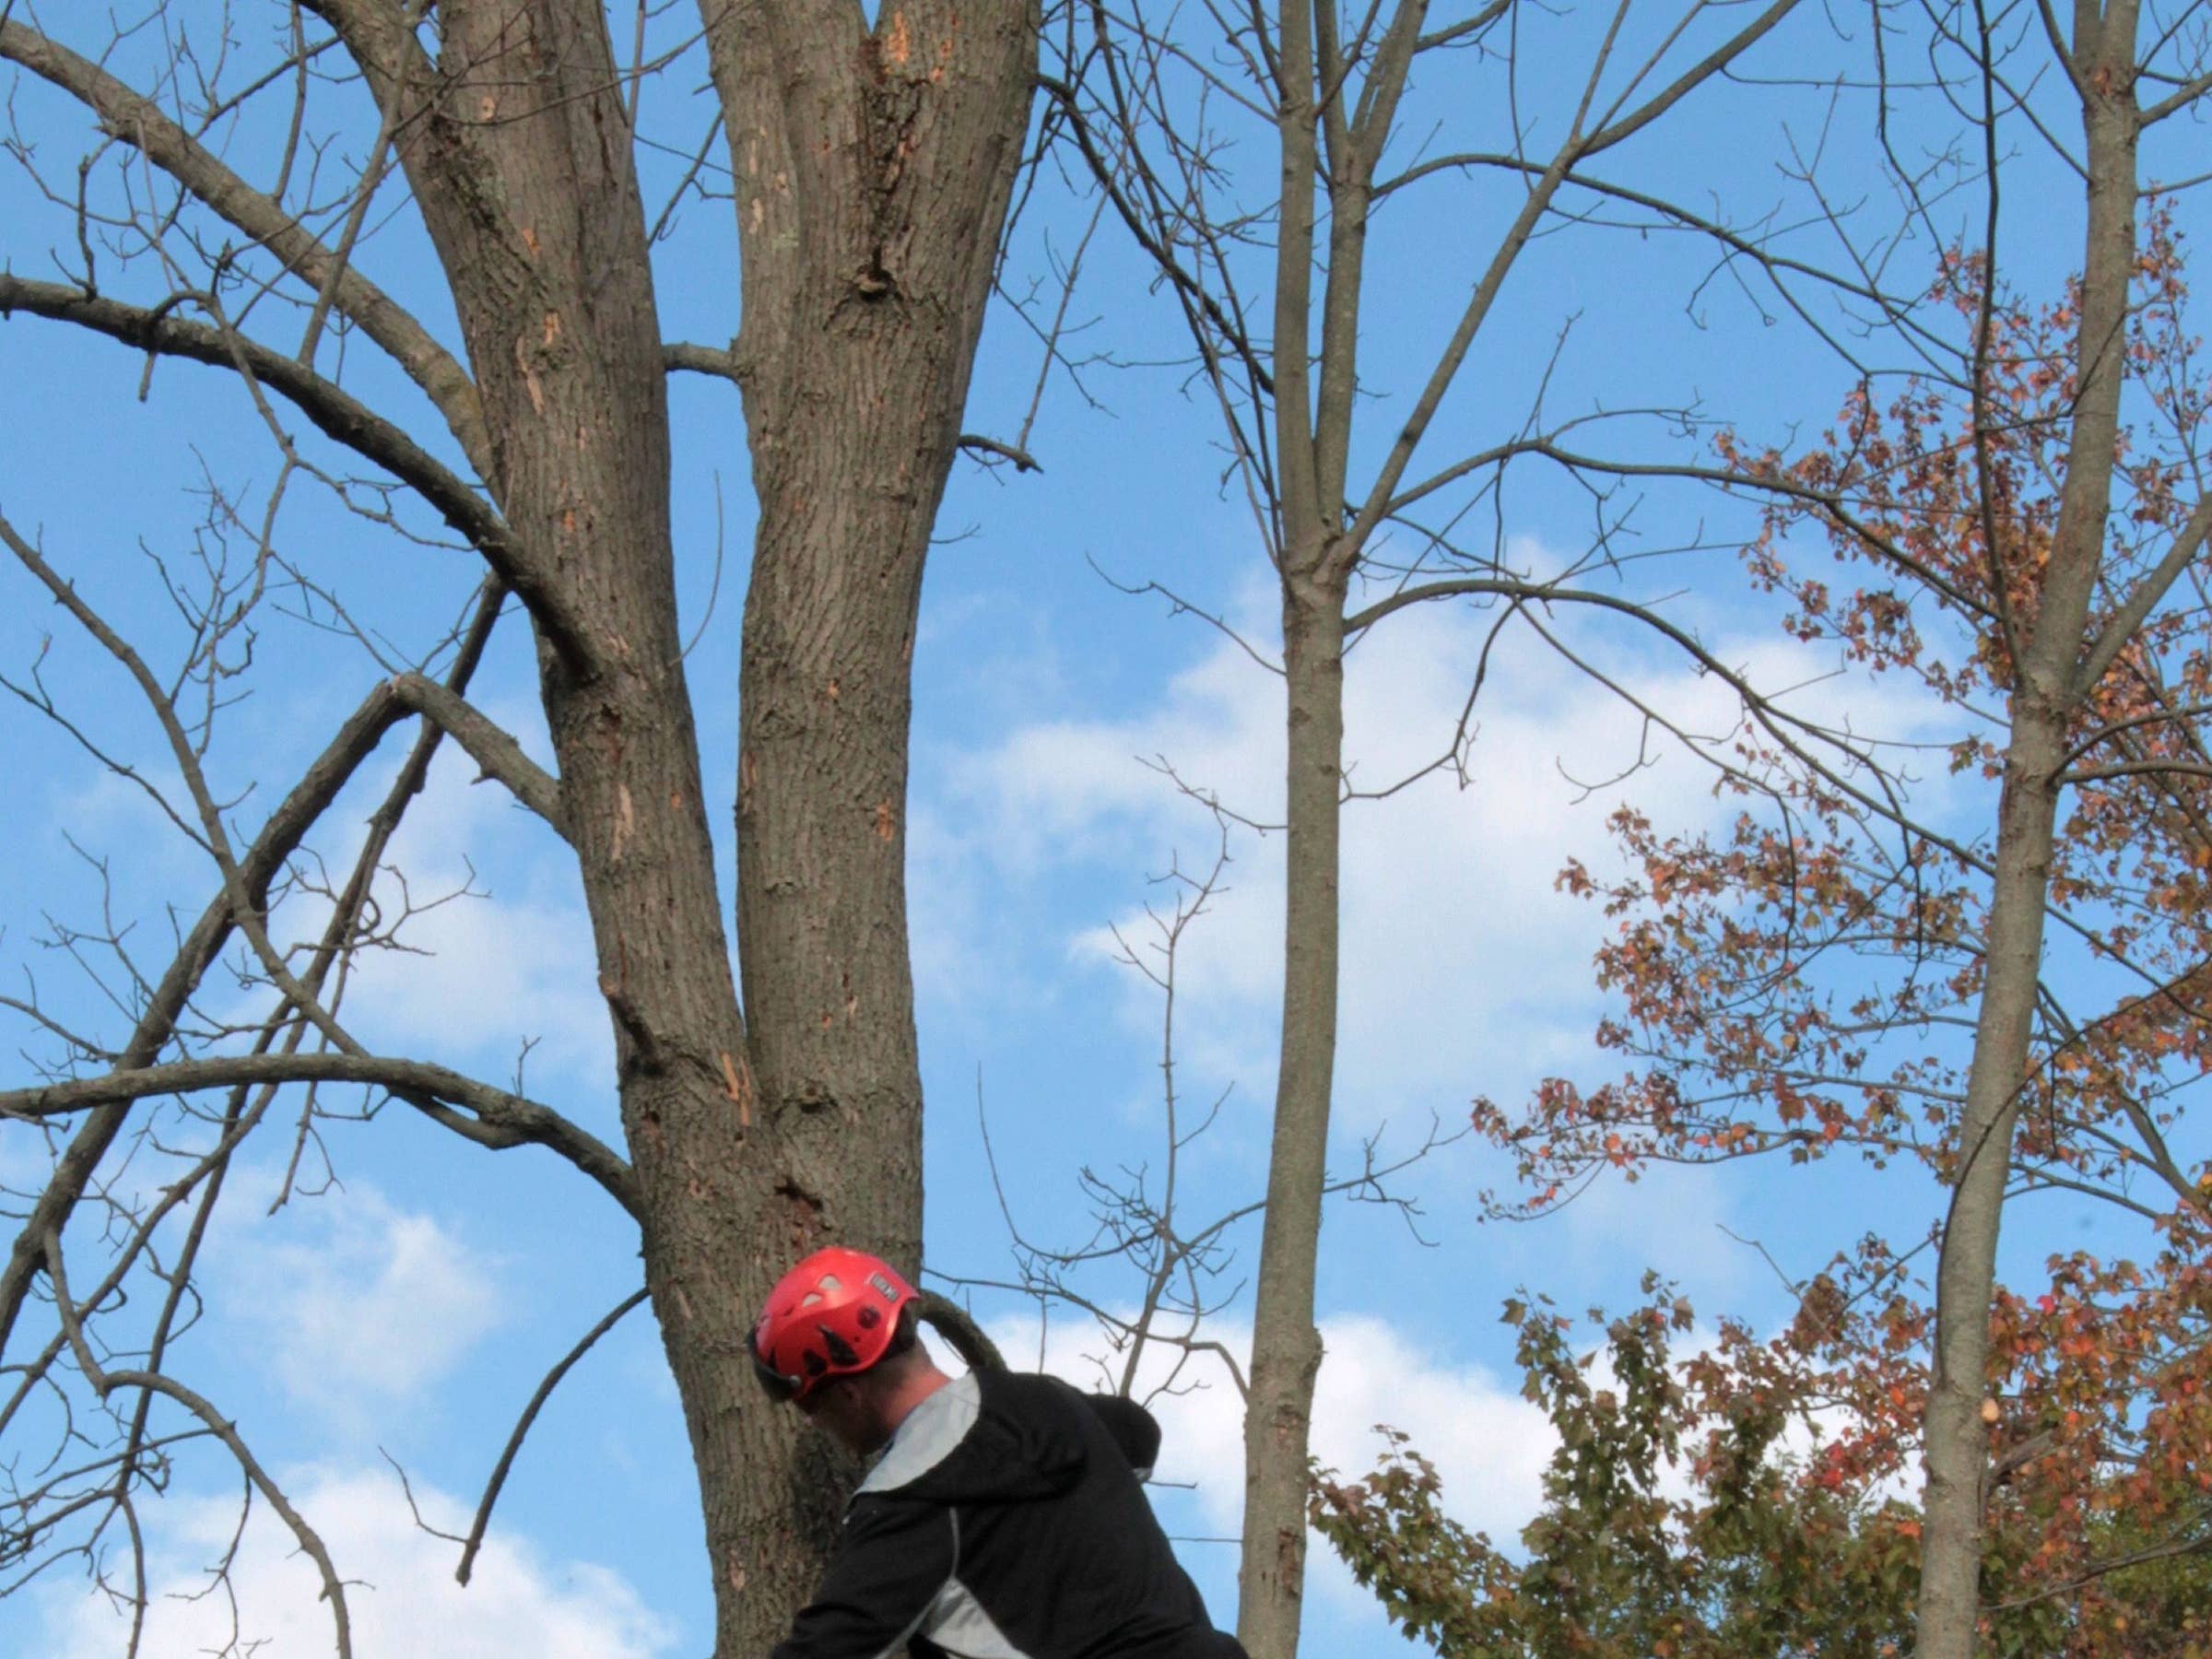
(1912, 9, 2140, 1651)
(706, 0, 1036, 1219)
(362, 6, 793, 1651)
(362, 3, 1032, 1653)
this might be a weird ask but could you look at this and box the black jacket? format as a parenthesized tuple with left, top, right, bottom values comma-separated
(771, 1370, 1248, 1659)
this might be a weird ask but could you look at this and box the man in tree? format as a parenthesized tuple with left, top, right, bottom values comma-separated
(753, 1249, 1250, 1659)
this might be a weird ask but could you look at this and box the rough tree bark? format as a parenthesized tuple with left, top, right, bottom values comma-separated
(703, 0, 1039, 1633)
(706, 0, 1038, 1238)
(0, 2, 1035, 1653)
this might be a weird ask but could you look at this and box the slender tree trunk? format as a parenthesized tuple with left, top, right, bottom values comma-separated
(1912, 13, 2139, 1651)
(1237, 8, 1409, 1650)
(1240, 571, 1347, 1659)
(1912, 708, 2063, 1655)
(1237, 9, 1325, 1649)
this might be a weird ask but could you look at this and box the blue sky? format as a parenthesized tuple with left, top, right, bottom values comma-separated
(2, 2, 2204, 1654)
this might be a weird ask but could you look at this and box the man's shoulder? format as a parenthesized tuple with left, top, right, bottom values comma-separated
(856, 1371, 982, 1497)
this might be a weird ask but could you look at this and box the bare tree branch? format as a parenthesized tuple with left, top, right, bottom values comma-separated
(0, 668, 418, 1351)
(0, 276, 522, 594)
(0, 18, 488, 478)
(43, 1230, 354, 1658)
(387, 674, 567, 836)
(2, 1053, 639, 1217)
(454, 1288, 650, 1586)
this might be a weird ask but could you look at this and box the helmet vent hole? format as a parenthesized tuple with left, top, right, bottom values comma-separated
(817, 1275, 843, 1291)
(800, 1291, 825, 1308)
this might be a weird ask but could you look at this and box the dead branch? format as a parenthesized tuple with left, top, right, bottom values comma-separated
(0, 276, 515, 579)
(43, 1229, 353, 1658)
(387, 674, 568, 837)
(0, 1053, 639, 1217)
(454, 1288, 649, 1586)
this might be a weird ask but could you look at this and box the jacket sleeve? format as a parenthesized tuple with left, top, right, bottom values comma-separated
(1080, 1392, 1163, 1479)
(770, 1494, 955, 1659)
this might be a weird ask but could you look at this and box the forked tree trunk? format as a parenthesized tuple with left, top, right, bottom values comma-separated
(359, 3, 1033, 1653)
(366, 6, 776, 1641)
(1237, 5, 1389, 1650)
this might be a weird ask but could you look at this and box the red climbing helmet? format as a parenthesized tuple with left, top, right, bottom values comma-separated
(752, 1246, 918, 1404)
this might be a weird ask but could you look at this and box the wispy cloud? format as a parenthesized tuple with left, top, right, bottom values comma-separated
(922, 585, 1956, 1148)
(217, 1180, 505, 1425)
(307, 740, 614, 1094)
(35, 1464, 676, 1659)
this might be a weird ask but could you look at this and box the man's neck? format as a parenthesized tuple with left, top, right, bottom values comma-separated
(875, 1361, 955, 1444)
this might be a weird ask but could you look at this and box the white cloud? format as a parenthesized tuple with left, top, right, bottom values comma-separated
(929, 592, 1945, 1144)
(220, 1182, 504, 1421)
(339, 877, 612, 1082)
(0, 1119, 59, 1196)
(1150, 1314, 1553, 1544)
(1524, 1158, 1756, 1293)
(34, 1465, 676, 1659)
(312, 742, 614, 1090)
(49, 762, 202, 867)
